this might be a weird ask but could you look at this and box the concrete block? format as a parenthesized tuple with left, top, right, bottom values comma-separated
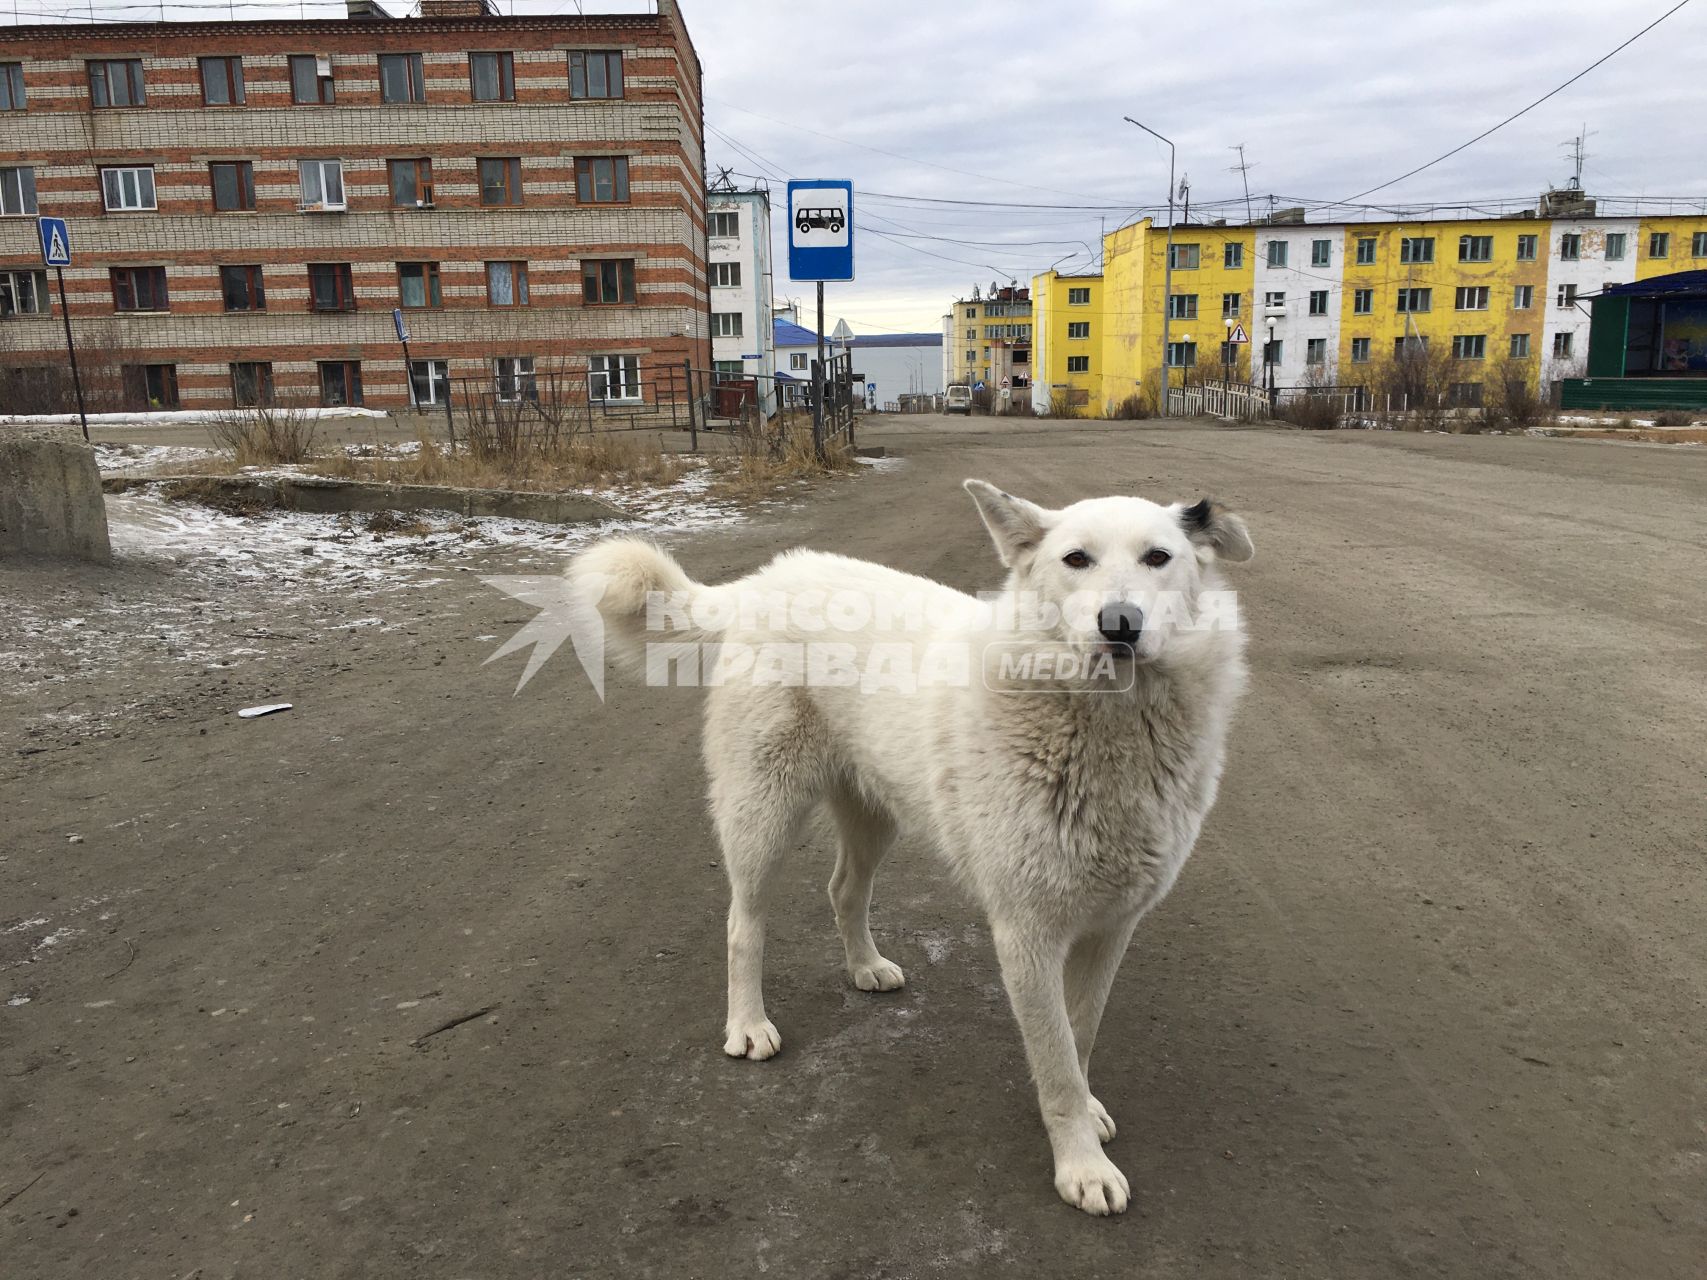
(0, 425, 113, 563)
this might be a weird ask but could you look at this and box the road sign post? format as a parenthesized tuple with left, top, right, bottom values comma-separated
(38, 217, 88, 442)
(787, 180, 854, 460)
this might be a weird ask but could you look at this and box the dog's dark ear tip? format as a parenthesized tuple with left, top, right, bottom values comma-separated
(1179, 498, 1213, 531)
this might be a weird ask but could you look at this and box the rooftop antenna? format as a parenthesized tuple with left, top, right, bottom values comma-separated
(1228, 144, 1257, 224)
(1177, 174, 1191, 226)
(1562, 125, 1595, 190)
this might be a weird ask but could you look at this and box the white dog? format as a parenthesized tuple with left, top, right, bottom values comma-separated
(572, 480, 1253, 1215)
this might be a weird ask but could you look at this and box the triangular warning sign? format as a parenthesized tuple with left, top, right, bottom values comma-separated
(47, 228, 68, 262)
(1228, 323, 1249, 343)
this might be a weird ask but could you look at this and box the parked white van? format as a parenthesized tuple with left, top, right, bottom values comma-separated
(945, 385, 973, 415)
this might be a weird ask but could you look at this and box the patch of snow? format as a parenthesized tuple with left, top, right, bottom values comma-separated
(2, 407, 386, 428)
(94, 442, 218, 476)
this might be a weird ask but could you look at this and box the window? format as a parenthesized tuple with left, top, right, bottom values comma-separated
(1224, 242, 1244, 269)
(1306, 337, 1327, 364)
(1395, 335, 1428, 357)
(1553, 332, 1573, 359)
(1066, 355, 1090, 373)
(88, 59, 144, 108)
(569, 50, 623, 99)
(1355, 236, 1376, 265)
(1167, 293, 1197, 320)
(790, 352, 809, 372)
(1395, 287, 1431, 313)
(1451, 334, 1486, 360)
(195, 56, 245, 107)
(713, 312, 743, 338)
(1, 62, 25, 111)
(1509, 333, 1531, 358)
(1311, 239, 1331, 267)
(0, 269, 49, 317)
(1516, 233, 1538, 261)
(478, 157, 523, 206)
(588, 353, 639, 401)
(1514, 284, 1534, 309)
(708, 210, 739, 238)
(712, 360, 744, 381)
(0, 166, 37, 216)
(1458, 235, 1492, 262)
(494, 356, 538, 402)
(317, 361, 363, 407)
(1454, 286, 1489, 311)
(231, 361, 273, 407)
(290, 54, 334, 104)
(469, 51, 514, 102)
(1218, 341, 1238, 365)
(1221, 292, 1241, 318)
(210, 161, 255, 212)
(308, 262, 354, 312)
(1067, 321, 1090, 339)
(100, 166, 156, 212)
(486, 260, 529, 307)
(1262, 339, 1282, 365)
(389, 158, 434, 207)
(965, 328, 974, 339)
(1167, 243, 1199, 269)
(122, 363, 178, 409)
(1353, 287, 1373, 315)
(1694, 232, 1707, 257)
(1559, 233, 1580, 261)
(1308, 290, 1328, 316)
(1350, 336, 1371, 363)
(298, 159, 345, 210)
(1399, 236, 1434, 264)
(1067, 287, 1091, 305)
(398, 262, 442, 309)
(582, 258, 636, 305)
(1604, 232, 1627, 261)
(575, 156, 629, 203)
(1165, 341, 1196, 368)
(402, 360, 446, 408)
(711, 262, 741, 288)
(1263, 290, 1285, 310)
(1448, 381, 1483, 408)
(219, 264, 264, 312)
(1649, 231, 1670, 259)
(110, 266, 167, 312)
(1556, 283, 1578, 308)
(1265, 240, 1287, 267)
(378, 53, 425, 104)
(963, 306, 975, 318)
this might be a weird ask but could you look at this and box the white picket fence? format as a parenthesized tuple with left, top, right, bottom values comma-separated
(1166, 379, 1273, 420)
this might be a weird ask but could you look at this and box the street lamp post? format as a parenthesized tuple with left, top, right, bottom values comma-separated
(1223, 316, 1234, 382)
(1265, 316, 1278, 403)
(1124, 116, 1175, 408)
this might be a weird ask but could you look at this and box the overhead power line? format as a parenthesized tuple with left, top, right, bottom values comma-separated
(1339, 0, 1694, 203)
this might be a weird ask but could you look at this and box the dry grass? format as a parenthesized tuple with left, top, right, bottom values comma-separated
(707, 419, 857, 500)
(206, 400, 320, 466)
(159, 477, 282, 517)
(314, 431, 689, 491)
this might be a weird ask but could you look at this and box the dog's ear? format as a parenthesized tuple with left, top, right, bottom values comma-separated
(964, 479, 1053, 567)
(1176, 498, 1254, 563)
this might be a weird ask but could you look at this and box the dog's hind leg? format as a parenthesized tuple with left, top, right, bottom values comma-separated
(991, 919, 1130, 1216)
(826, 782, 904, 993)
(1065, 914, 1140, 1143)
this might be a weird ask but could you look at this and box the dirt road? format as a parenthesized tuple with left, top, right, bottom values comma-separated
(4, 418, 1704, 1278)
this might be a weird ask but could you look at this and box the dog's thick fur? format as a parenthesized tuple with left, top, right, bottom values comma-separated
(572, 480, 1253, 1215)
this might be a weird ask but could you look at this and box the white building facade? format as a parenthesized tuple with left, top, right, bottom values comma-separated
(707, 187, 778, 416)
(1249, 225, 1347, 388)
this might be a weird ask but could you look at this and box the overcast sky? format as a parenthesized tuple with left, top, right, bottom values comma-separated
(11, 0, 1705, 334)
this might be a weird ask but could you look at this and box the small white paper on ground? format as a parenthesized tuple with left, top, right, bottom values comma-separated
(237, 703, 293, 719)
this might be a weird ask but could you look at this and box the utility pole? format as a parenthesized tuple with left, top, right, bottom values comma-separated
(1124, 117, 1176, 409)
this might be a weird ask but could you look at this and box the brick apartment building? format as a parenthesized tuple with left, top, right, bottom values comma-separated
(0, 0, 708, 412)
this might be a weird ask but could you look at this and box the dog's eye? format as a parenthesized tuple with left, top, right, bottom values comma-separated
(1062, 550, 1092, 569)
(1142, 548, 1172, 568)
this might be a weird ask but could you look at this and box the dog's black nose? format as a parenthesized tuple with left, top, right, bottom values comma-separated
(1097, 602, 1143, 646)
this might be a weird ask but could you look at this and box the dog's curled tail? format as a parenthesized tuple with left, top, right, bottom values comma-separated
(570, 537, 714, 666)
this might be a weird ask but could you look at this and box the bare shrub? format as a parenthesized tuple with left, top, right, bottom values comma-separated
(1046, 389, 1083, 419)
(1653, 409, 1696, 427)
(206, 396, 320, 466)
(1275, 394, 1341, 429)
(1476, 358, 1554, 432)
(1109, 390, 1153, 420)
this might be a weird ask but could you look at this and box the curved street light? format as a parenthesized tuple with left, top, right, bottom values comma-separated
(1124, 116, 1176, 406)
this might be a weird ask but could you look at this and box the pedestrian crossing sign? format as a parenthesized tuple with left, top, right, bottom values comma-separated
(38, 217, 71, 268)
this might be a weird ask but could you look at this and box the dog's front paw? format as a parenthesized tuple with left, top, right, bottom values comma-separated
(850, 957, 905, 992)
(1088, 1094, 1116, 1143)
(722, 1019, 782, 1060)
(1054, 1151, 1130, 1216)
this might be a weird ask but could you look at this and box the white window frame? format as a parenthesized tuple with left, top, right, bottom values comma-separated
(297, 159, 346, 211)
(1553, 332, 1573, 358)
(1604, 232, 1627, 261)
(1509, 333, 1530, 359)
(1458, 235, 1493, 262)
(1067, 321, 1090, 339)
(1649, 232, 1670, 258)
(0, 165, 38, 217)
(1308, 290, 1328, 316)
(1166, 294, 1197, 320)
(1222, 292, 1241, 318)
(1455, 286, 1490, 311)
(1556, 283, 1578, 309)
(1305, 337, 1327, 365)
(100, 165, 156, 212)
(789, 352, 808, 372)
(712, 312, 743, 338)
(1311, 239, 1330, 267)
(1452, 334, 1486, 360)
(1, 268, 51, 317)
(1513, 284, 1534, 310)
(1400, 236, 1434, 264)
(1516, 234, 1538, 261)
(1559, 233, 1581, 261)
(1066, 355, 1090, 373)
(494, 355, 537, 402)
(1067, 287, 1090, 305)
(1224, 242, 1244, 269)
(589, 353, 641, 402)
(1693, 231, 1707, 257)
(707, 210, 738, 238)
(1263, 290, 1285, 310)
(711, 262, 741, 288)
(409, 358, 450, 407)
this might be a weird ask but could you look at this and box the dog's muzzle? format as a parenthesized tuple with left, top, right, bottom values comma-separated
(1097, 603, 1144, 653)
